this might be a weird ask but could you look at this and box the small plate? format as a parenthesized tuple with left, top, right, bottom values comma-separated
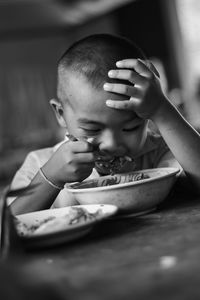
(16, 204, 118, 249)
(110, 207, 157, 220)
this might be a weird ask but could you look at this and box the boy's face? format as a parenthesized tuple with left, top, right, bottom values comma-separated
(55, 73, 148, 160)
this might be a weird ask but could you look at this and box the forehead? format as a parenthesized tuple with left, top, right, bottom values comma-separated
(62, 72, 137, 124)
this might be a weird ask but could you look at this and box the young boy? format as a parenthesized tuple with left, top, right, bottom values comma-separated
(10, 34, 200, 214)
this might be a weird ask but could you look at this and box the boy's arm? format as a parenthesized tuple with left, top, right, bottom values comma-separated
(104, 59, 200, 193)
(152, 98, 200, 191)
(10, 140, 95, 214)
(10, 171, 61, 215)
(9, 151, 40, 205)
(156, 148, 182, 170)
(10, 151, 60, 215)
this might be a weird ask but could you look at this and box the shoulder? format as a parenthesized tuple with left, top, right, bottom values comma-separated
(22, 140, 65, 167)
(135, 129, 174, 169)
(145, 130, 182, 169)
(18, 147, 54, 172)
(10, 143, 62, 189)
(145, 129, 168, 154)
(28, 147, 54, 167)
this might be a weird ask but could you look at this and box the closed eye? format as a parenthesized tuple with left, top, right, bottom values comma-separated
(123, 124, 141, 132)
(80, 127, 101, 134)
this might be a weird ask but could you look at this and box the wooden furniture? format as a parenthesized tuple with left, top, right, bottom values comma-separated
(2, 189, 200, 300)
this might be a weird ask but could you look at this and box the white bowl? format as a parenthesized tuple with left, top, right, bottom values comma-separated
(66, 167, 180, 214)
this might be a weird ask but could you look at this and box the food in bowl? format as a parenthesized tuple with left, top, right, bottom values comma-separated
(70, 172, 149, 189)
(66, 168, 180, 214)
(95, 155, 133, 175)
(66, 134, 134, 175)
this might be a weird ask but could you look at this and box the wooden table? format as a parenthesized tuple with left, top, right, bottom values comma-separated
(2, 188, 200, 300)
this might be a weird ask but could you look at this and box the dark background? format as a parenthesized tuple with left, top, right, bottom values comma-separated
(0, 0, 186, 187)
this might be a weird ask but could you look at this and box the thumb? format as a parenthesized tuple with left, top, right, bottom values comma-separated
(148, 61, 160, 78)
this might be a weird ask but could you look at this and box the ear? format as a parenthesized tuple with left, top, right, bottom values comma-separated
(49, 98, 66, 128)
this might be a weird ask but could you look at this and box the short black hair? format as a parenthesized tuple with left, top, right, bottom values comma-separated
(57, 33, 146, 100)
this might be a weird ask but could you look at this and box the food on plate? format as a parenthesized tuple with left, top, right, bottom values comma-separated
(15, 206, 103, 236)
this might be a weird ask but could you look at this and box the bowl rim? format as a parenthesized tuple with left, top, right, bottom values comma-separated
(65, 167, 180, 193)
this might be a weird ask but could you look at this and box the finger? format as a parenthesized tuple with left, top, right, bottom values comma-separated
(108, 69, 147, 86)
(66, 134, 78, 141)
(104, 83, 142, 98)
(74, 152, 96, 163)
(71, 165, 94, 182)
(76, 168, 94, 182)
(144, 60, 160, 78)
(106, 98, 140, 110)
(116, 59, 152, 78)
(79, 162, 95, 169)
(68, 141, 94, 153)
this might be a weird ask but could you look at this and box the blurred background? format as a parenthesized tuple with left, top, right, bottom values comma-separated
(0, 0, 200, 188)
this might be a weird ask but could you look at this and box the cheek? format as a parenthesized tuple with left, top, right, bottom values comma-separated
(63, 108, 79, 134)
(126, 124, 148, 152)
(65, 118, 76, 133)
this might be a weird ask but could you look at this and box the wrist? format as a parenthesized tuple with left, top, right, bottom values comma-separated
(39, 168, 64, 190)
(41, 164, 65, 189)
(151, 96, 174, 125)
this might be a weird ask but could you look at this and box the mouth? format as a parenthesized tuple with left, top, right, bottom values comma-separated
(66, 134, 134, 175)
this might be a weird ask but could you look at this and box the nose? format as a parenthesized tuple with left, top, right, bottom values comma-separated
(98, 130, 125, 156)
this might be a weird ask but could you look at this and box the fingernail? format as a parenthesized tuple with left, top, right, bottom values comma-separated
(103, 83, 111, 90)
(86, 137, 95, 144)
(106, 100, 113, 107)
(108, 70, 115, 77)
(116, 61, 123, 67)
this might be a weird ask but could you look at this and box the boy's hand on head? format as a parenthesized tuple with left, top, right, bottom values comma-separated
(43, 139, 95, 186)
(104, 59, 166, 120)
